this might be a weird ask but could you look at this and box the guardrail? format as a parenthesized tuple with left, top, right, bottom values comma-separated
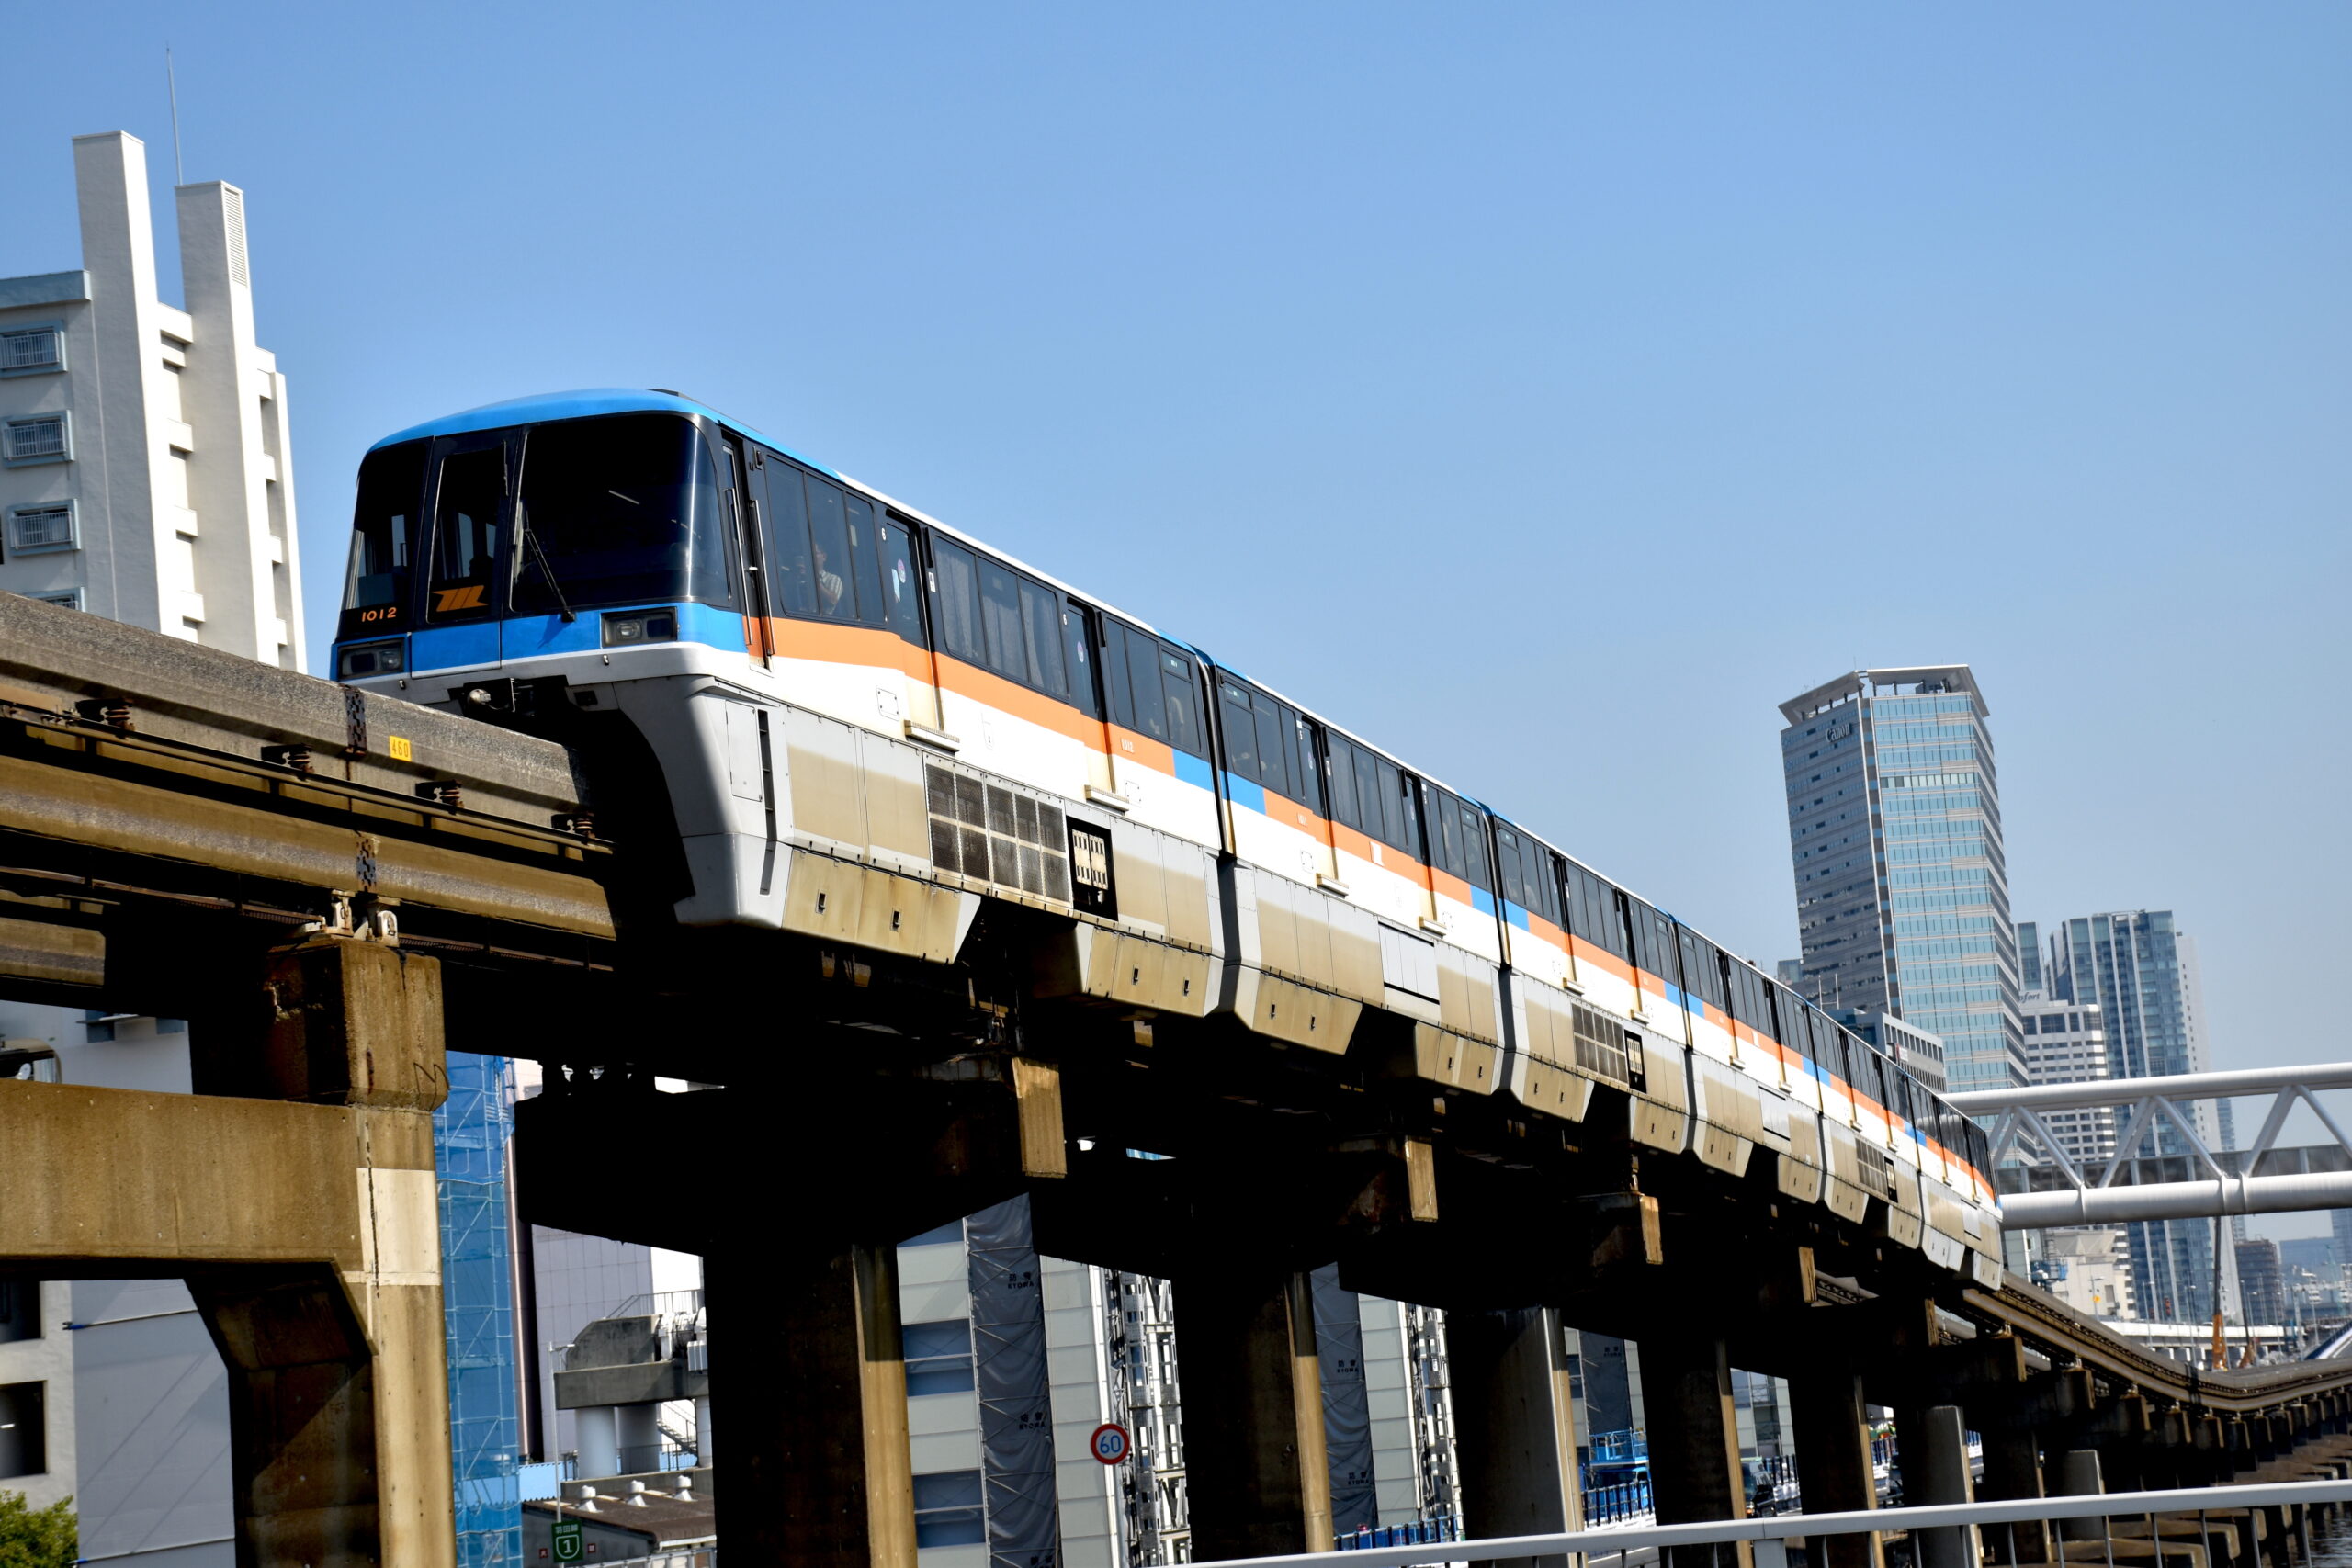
(1191, 1478, 2352, 1568)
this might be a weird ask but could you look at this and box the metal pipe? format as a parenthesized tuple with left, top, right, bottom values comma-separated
(1948, 1065, 2352, 1115)
(2000, 1171, 2352, 1227)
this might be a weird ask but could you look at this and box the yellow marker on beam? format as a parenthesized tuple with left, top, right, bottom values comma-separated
(387, 736, 412, 761)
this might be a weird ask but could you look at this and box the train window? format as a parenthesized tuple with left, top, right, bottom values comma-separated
(513, 416, 731, 616)
(1219, 681, 1261, 780)
(1494, 826, 1529, 909)
(844, 494, 886, 624)
(1563, 863, 1626, 960)
(1102, 622, 1136, 729)
(1019, 580, 1067, 696)
(875, 517, 924, 646)
(1159, 647, 1206, 759)
(425, 445, 506, 620)
(932, 538, 985, 664)
(1375, 758, 1419, 854)
(1458, 802, 1491, 891)
(1326, 730, 1360, 827)
(1255, 704, 1290, 796)
(762, 460, 817, 616)
(1063, 602, 1101, 718)
(341, 440, 424, 637)
(1428, 785, 1459, 877)
(1216, 679, 1312, 803)
(1677, 929, 1726, 1011)
(978, 558, 1027, 680)
(1623, 896, 1676, 986)
(806, 479, 856, 620)
(1495, 829, 1560, 924)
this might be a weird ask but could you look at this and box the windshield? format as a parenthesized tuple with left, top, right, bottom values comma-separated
(340, 440, 425, 634)
(512, 414, 732, 615)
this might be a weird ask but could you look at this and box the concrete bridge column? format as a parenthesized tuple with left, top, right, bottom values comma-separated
(187, 935, 458, 1567)
(1787, 1359, 1883, 1568)
(1179, 1269, 1335, 1560)
(1450, 1307, 1582, 1568)
(707, 1241, 915, 1568)
(1636, 1326, 1749, 1568)
(1906, 1405, 1978, 1568)
(1954, 1335, 2046, 1566)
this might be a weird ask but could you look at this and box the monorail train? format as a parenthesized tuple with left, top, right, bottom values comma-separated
(331, 388, 2002, 1282)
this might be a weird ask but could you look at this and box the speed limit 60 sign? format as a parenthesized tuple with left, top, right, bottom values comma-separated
(1090, 1422, 1131, 1464)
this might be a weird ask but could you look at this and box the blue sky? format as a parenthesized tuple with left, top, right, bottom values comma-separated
(6, 4, 2347, 1187)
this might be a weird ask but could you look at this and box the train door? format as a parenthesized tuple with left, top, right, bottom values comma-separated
(720, 435, 772, 667)
(1066, 601, 1117, 798)
(415, 430, 512, 672)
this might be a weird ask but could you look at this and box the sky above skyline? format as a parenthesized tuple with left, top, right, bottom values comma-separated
(6, 4, 2347, 1204)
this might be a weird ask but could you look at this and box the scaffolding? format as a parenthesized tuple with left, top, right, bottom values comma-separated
(437, 1051, 523, 1566)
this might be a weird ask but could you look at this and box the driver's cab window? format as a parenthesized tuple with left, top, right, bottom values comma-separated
(427, 442, 507, 619)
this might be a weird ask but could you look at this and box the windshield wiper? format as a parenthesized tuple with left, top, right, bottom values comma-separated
(515, 510, 577, 623)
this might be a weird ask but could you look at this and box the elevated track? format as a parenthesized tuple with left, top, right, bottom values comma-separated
(0, 589, 2345, 1566)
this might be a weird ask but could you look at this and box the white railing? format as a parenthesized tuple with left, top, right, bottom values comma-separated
(1189, 1478, 2352, 1568)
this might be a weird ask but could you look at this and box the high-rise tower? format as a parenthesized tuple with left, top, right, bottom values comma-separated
(1778, 666, 2024, 1094)
(2048, 911, 2226, 1324)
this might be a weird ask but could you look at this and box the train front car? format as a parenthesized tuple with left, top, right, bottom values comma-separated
(332, 390, 782, 924)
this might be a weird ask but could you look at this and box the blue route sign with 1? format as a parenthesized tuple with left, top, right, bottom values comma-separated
(1091, 1422, 1130, 1464)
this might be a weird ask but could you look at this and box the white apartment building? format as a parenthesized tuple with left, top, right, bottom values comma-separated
(0, 132, 300, 658)
(0, 129, 306, 1563)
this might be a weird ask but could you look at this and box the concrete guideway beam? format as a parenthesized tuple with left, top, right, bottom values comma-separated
(0, 935, 456, 1565)
(1449, 1307, 1582, 1568)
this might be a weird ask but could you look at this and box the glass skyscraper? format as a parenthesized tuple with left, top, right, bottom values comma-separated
(2046, 911, 2224, 1324)
(1778, 667, 2025, 1094)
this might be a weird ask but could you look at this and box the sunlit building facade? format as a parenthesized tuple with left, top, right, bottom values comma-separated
(1778, 666, 2024, 1095)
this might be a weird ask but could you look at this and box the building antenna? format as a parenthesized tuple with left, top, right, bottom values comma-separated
(166, 47, 185, 185)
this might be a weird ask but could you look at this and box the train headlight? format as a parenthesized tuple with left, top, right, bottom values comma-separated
(601, 609, 678, 648)
(336, 639, 405, 679)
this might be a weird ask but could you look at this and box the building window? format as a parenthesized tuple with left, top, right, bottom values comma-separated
(903, 1320, 976, 1396)
(6, 502, 76, 555)
(0, 326, 62, 377)
(0, 1285, 37, 1346)
(0, 1382, 43, 1479)
(3, 414, 69, 466)
(26, 589, 82, 612)
(911, 1470, 985, 1548)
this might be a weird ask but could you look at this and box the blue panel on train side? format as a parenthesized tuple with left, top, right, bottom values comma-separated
(1223, 773, 1267, 816)
(679, 602, 751, 652)
(410, 622, 502, 672)
(1470, 886, 1496, 917)
(499, 613, 602, 661)
(1503, 900, 1532, 931)
(1173, 750, 1215, 791)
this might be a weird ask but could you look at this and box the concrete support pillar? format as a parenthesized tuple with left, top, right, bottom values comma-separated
(1450, 1307, 1582, 1568)
(1179, 1271, 1334, 1560)
(189, 936, 456, 1568)
(1636, 1327, 1750, 1568)
(1976, 1427, 2047, 1564)
(577, 1407, 619, 1479)
(695, 1394, 714, 1464)
(708, 1241, 914, 1568)
(616, 1404, 661, 1474)
(2052, 1449, 2107, 1544)
(1907, 1405, 1978, 1568)
(1788, 1360, 1882, 1568)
